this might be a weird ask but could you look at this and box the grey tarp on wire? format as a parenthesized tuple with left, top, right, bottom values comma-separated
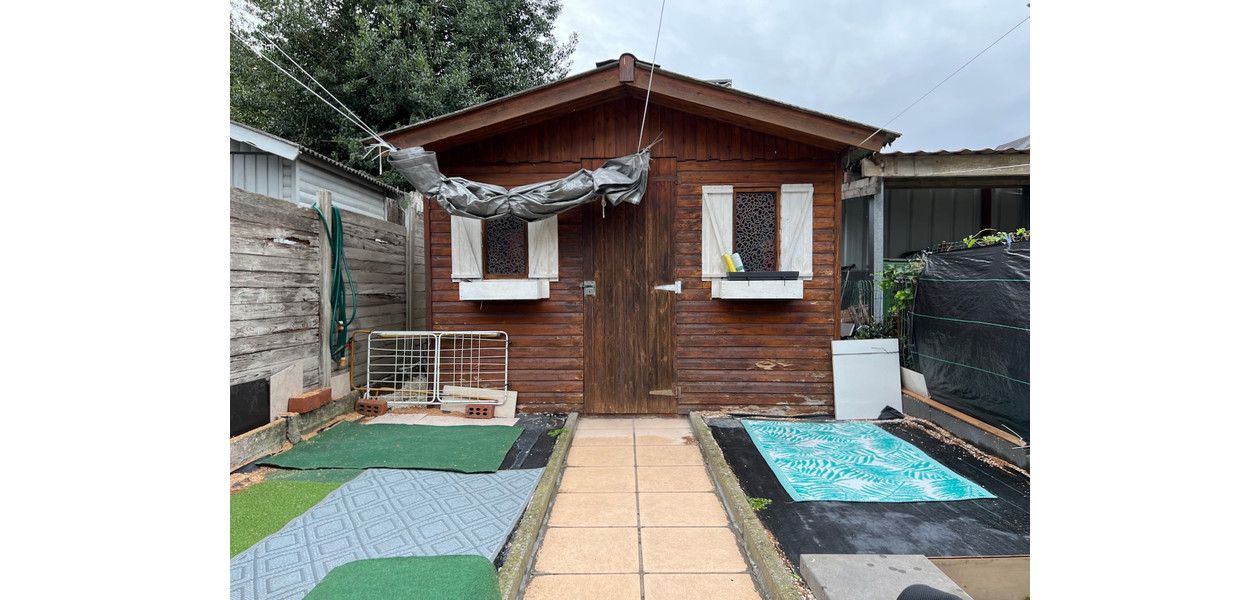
(388, 146, 651, 222)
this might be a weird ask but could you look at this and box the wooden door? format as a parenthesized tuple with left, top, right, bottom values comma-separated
(582, 157, 676, 414)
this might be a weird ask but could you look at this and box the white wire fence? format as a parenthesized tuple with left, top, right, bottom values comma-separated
(362, 331, 509, 407)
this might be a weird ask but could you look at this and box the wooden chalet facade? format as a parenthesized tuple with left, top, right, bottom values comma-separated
(380, 54, 898, 416)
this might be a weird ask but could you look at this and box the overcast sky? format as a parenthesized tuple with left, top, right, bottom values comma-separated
(552, 0, 1030, 152)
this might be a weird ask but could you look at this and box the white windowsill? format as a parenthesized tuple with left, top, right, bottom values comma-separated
(710, 278, 804, 300)
(459, 279, 550, 301)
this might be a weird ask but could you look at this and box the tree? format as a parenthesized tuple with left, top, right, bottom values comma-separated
(230, 0, 577, 188)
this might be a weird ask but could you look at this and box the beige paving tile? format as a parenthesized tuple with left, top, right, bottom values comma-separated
(633, 417, 692, 430)
(525, 574, 641, 600)
(641, 527, 748, 573)
(643, 573, 760, 600)
(637, 466, 713, 492)
(636, 445, 704, 466)
(534, 527, 641, 574)
(638, 492, 729, 527)
(572, 428, 635, 447)
(567, 445, 636, 467)
(577, 417, 636, 430)
(635, 428, 697, 446)
(560, 466, 637, 493)
(548, 492, 638, 527)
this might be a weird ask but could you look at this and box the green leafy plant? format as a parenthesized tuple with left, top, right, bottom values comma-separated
(748, 497, 772, 511)
(547, 427, 569, 438)
(956, 228, 1030, 251)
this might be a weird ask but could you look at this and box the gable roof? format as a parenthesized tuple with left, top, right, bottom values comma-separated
(378, 53, 899, 154)
(231, 120, 405, 197)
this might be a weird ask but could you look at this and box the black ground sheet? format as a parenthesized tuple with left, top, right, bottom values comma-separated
(708, 416, 1029, 572)
(497, 413, 567, 470)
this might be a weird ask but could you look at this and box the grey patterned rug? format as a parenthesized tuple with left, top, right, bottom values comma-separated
(229, 468, 544, 600)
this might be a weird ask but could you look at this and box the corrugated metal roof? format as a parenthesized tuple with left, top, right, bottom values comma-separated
(996, 135, 1030, 150)
(881, 147, 1030, 157)
(885, 135, 1030, 156)
(231, 120, 405, 198)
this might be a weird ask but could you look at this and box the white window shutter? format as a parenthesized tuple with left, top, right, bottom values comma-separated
(527, 216, 559, 279)
(779, 183, 814, 278)
(450, 215, 483, 280)
(701, 185, 734, 279)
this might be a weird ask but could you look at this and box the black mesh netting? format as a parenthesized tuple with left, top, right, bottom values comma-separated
(910, 241, 1029, 441)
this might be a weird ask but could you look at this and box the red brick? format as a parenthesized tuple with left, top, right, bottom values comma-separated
(355, 399, 387, 416)
(465, 404, 495, 419)
(289, 388, 331, 414)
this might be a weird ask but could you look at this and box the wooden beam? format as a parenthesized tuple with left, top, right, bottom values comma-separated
(834, 159, 846, 339)
(618, 54, 635, 83)
(317, 190, 333, 387)
(901, 388, 1027, 447)
(861, 153, 1030, 180)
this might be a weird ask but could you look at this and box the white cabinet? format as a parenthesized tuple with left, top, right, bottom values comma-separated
(831, 339, 903, 420)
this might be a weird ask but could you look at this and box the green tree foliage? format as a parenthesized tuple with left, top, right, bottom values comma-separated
(230, 0, 577, 188)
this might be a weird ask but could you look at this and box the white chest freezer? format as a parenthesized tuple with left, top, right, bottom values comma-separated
(831, 338, 903, 420)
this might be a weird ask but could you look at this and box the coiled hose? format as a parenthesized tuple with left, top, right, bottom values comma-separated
(312, 203, 357, 364)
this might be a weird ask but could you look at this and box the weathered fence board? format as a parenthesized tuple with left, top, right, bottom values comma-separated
(230, 187, 421, 416)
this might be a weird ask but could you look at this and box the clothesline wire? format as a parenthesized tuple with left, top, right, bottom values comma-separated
(230, 16, 394, 153)
(855, 14, 1030, 150)
(637, 0, 667, 150)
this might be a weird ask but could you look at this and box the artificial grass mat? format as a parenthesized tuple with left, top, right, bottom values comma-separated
(259, 421, 524, 473)
(303, 555, 500, 600)
(230, 481, 341, 557)
(265, 467, 365, 483)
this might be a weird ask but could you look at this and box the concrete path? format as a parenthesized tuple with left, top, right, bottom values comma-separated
(523, 416, 762, 600)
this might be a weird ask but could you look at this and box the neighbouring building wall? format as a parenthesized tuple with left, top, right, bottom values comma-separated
(229, 138, 401, 223)
(231, 139, 294, 201)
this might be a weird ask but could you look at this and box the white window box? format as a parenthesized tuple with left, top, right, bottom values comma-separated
(710, 278, 803, 300)
(459, 279, 550, 301)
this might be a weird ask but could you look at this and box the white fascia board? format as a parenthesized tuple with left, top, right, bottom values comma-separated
(230, 122, 301, 160)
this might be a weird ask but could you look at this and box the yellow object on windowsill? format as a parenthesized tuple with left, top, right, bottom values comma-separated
(721, 253, 737, 272)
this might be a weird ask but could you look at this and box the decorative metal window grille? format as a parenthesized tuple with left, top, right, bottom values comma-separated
(734, 191, 777, 271)
(485, 216, 528, 276)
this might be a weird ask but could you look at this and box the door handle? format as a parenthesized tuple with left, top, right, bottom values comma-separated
(581, 281, 596, 296)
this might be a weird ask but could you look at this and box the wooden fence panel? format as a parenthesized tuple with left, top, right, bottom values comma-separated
(230, 187, 417, 398)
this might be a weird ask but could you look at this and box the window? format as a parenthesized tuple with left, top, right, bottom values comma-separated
(733, 190, 778, 271)
(450, 214, 557, 300)
(702, 183, 813, 299)
(484, 216, 528, 277)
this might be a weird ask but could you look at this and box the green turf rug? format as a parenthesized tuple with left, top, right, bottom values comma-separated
(302, 555, 500, 600)
(258, 422, 523, 473)
(264, 468, 365, 483)
(231, 481, 342, 557)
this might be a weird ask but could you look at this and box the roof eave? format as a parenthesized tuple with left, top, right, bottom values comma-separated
(378, 55, 896, 154)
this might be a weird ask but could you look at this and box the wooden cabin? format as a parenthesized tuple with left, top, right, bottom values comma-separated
(380, 53, 898, 416)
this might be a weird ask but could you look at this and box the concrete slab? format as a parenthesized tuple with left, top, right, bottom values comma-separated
(268, 362, 302, 421)
(800, 554, 973, 600)
(331, 372, 352, 399)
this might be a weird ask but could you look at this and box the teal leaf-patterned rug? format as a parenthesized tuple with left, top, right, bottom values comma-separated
(740, 420, 995, 502)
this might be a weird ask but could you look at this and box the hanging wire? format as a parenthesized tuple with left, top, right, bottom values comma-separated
(855, 15, 1030, 150)
(230, 25, 395, 154)
(637, 0, 667, 150)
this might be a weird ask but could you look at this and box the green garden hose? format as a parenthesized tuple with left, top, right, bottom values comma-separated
(312, 203, 357, 364)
